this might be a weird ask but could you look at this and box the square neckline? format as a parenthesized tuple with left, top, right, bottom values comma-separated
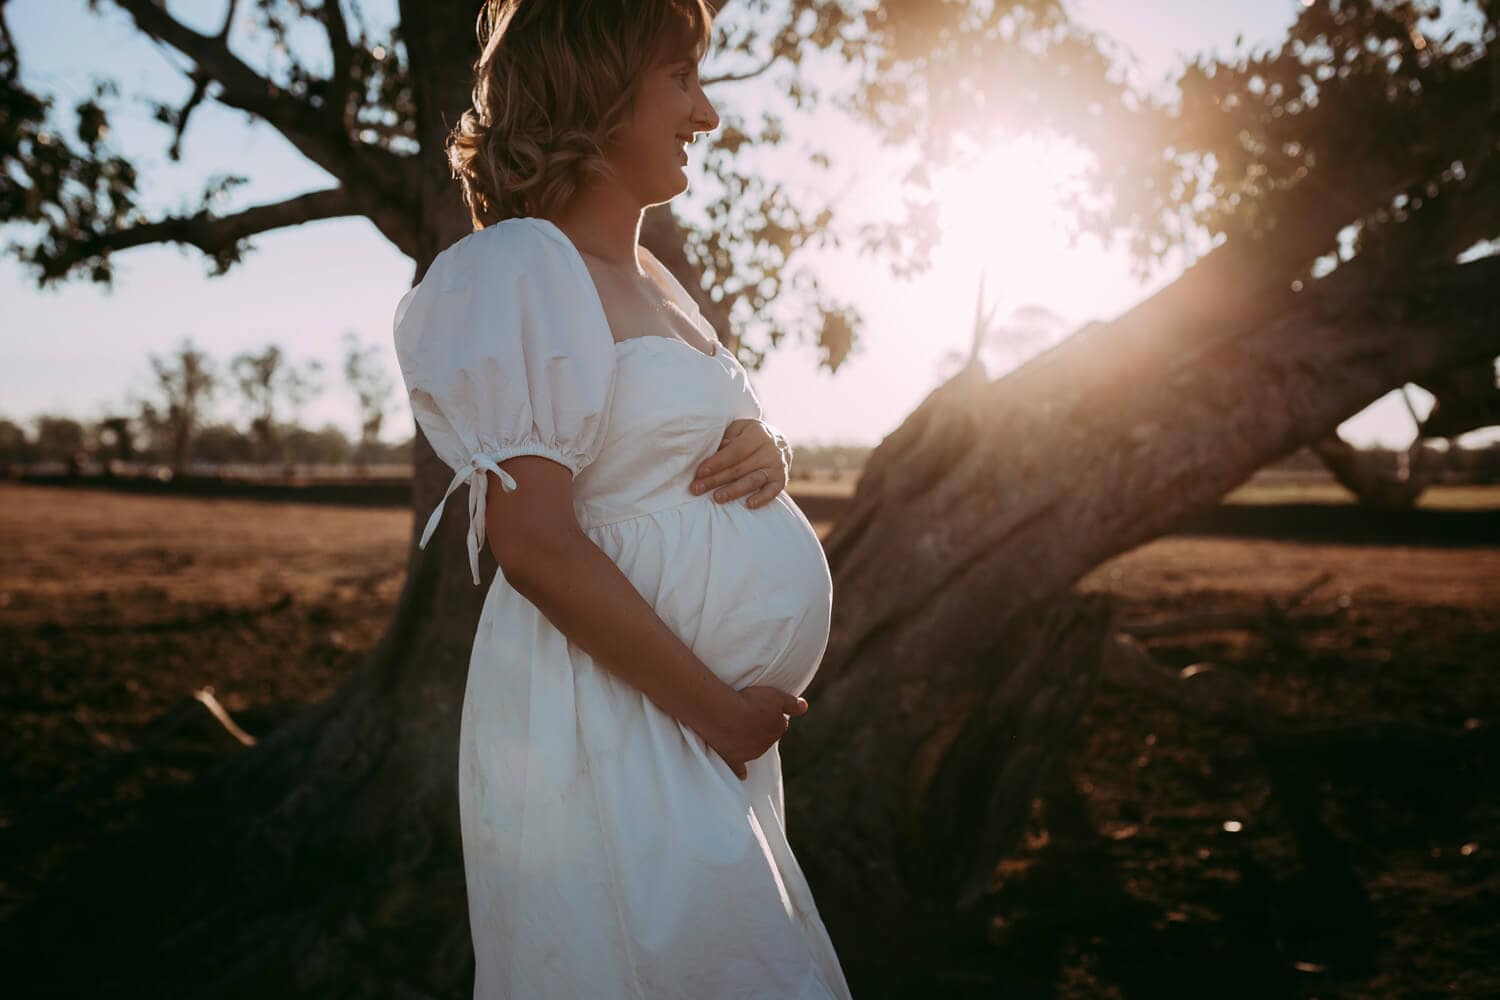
(524, 216, 721, 360)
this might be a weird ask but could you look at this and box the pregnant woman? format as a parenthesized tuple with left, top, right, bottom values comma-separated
(392, 2, 852, 997)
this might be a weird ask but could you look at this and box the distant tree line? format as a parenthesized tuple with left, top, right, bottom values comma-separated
(784, 443, 871, 482)
(0, 333, 881, 482)
(1, 333, 410, 478)
(6, 329, 1491, 490)
(1273, 440, 1500, 487)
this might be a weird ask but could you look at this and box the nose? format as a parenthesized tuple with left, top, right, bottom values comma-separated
(691, 95, 719, 136)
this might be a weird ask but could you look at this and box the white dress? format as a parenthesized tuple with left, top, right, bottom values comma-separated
(392, 216, 852, 999)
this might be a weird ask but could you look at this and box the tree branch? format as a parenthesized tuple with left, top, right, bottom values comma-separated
(107, 0, 416, 253)
(702, 52, 779, 86)
(159, 0, 237, 160)
(111, 0, 321, 146)
(39, 187, 358, 282)
(0, 2, 20, 86)
(318, 0, 354, 130)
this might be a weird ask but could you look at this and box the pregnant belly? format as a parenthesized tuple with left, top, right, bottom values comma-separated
(589, 491, 833, 698)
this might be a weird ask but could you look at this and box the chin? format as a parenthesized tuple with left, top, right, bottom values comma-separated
(650, 174, 689, 204)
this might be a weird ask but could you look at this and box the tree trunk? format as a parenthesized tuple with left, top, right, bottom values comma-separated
(1310, 431, 1437, 510)
(777, 250, 1500, 954)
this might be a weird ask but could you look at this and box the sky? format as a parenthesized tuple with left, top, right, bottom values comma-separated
(0, 0, 1467, 450)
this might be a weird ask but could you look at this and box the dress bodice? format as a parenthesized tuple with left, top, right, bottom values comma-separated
(574, 334, 764, 531)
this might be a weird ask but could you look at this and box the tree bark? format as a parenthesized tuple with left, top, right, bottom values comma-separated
(778, 251, 1500, 939)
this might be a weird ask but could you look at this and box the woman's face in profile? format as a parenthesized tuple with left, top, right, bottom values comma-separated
(611, 39, 719, 206)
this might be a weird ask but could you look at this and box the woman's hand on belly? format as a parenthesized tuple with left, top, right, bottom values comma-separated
(700, 685, 809, 780)
(689, 418, 791, 510)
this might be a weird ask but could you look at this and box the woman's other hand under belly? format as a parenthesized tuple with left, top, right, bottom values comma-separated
(698, 684, 809, 781)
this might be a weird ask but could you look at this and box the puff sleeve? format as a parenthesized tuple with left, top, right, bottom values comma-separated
(392, 220, 617, 585)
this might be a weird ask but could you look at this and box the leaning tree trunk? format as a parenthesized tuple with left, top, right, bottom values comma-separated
(775, 154, 1500, 941)
(779, 245, 1500, 956)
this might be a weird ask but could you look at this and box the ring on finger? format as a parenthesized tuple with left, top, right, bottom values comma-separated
(747, 467, 773, 507)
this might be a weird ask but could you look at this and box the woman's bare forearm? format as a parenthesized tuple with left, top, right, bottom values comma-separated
(499, 531, 744, 740)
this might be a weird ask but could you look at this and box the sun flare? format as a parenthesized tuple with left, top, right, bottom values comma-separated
(925, 135, 1116, 373)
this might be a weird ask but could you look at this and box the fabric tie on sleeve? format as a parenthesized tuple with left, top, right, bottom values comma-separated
(419, 454, 519, 585)
(392, 220, 620, 587)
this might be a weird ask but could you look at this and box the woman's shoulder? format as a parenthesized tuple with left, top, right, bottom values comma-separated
(394, 216, 610, 374)
(425, 216, 574, 292)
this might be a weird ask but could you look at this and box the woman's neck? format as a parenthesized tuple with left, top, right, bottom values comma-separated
(546, 186, 646, 269)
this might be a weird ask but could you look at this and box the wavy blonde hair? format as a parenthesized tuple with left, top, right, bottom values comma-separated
(447, 0, 715, 231)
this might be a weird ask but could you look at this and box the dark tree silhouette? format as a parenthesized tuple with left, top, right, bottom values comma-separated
(342, 330, 396, 472)
(229, 344, 324, 467)
(137, 336, 218, 478)
(31, 413, 86, 469)
(0, 416, 31, 466)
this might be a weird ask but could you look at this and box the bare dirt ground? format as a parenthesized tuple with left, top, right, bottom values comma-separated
(1, 480, 1496, 998)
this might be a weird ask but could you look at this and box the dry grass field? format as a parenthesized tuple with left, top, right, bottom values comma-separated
(2, 479, 1497, 997)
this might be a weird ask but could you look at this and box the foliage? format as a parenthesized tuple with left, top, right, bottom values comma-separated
(135, 336, 219, 475)
(280, 421, 354, 464)
(0, 0, 1138, 373)
(1093, 0, 1498, 281)
(0, 416, 35, 463)
(229, 344, 325, 463)
(5, 0, 1490, 386)
(340, 329, 394, 467)
(32, 413, 86, 459)
(0, 325, 406, 470)
(0, 4, 140, 283)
